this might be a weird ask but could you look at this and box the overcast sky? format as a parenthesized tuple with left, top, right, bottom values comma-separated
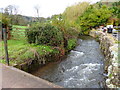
(0, 0, 101, 18)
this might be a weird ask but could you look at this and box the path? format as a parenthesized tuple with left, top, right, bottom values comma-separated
(0, 63, 62, 88)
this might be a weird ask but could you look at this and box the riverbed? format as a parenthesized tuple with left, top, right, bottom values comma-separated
(32, 36, 105, 88)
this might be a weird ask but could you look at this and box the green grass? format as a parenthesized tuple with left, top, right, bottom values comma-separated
(0, 40, 55, 66)
(11, 25, 28, 40)
(12, 25, 27, 29)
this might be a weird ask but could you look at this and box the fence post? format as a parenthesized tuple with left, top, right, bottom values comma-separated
(3, 28, 9, 65)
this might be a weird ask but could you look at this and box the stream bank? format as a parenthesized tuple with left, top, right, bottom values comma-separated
(32, 36, 105, 88)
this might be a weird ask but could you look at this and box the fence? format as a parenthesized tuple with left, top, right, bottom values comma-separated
(11, 25, 27, 40)
(0, 25, 28, 65)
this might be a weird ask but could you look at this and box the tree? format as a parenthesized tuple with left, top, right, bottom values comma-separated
(61, 2, 90, 36)
(77, 5, 113, 33)
(2, 5, 20, 25)
(1, 6, 11, 26)
(0, 14, 10, 25)
(12, 5, 19, 25)
(6, 5, 14, 15)
(34, 5, 40, 21)
(63, 2, 90, 23)
(5, 5, 14, 25)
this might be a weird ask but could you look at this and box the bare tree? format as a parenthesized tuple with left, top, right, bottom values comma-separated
(34, 5, 40, 21)
(4, 5, 17, 15)
(13, 5, 19, 15)
(3, 5, 19, 25)
(13, 5, 19, 25)
(7, 5, 14, 15)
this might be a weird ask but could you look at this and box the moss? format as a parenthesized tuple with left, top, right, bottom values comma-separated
(109, 73, 113, 78)
(95, 36, 99, 42)
(115, 41, 120, 44)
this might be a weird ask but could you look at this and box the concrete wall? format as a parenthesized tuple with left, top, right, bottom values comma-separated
(89, 29, 120, 88)
(1, 63, 62, 88)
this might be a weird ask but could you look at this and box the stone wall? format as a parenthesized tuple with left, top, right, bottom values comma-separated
(89, 29, 120, 88)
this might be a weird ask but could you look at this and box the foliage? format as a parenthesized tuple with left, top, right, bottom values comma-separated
(112, 1, 120, 16)
(63, 2, 89, 23)
(77, 5, 113, 33)
(94, 1, 120, 26)
(46, 3, 90, 50)
(67, 38, 77, 51)
(110, 1, 120, 25)
(26, 23, 64, 46)
(50, 2, 89, 40)
(51, 15, 79, 40)
(0, 13, 11, 26)
(61, 2, 89, 37)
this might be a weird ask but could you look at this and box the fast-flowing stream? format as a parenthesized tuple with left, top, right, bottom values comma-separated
(32, 36, 105, 88)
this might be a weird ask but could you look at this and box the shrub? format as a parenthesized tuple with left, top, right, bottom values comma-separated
(67, 38, 77, 51)
(26, 23, 64, 46)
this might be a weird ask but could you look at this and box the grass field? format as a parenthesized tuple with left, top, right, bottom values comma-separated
(11, 25, 28, 40)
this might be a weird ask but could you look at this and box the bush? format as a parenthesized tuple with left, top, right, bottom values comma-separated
(26, 23, 64, 46)
(67, 38, 77, 51)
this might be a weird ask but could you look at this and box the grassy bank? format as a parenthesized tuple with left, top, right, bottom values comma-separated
(0, 38, 77, 66)
(0, 24, 78, 72)
(0, 40, 57, 66)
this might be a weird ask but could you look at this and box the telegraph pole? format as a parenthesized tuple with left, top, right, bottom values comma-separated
(3, 26, 9, 66)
